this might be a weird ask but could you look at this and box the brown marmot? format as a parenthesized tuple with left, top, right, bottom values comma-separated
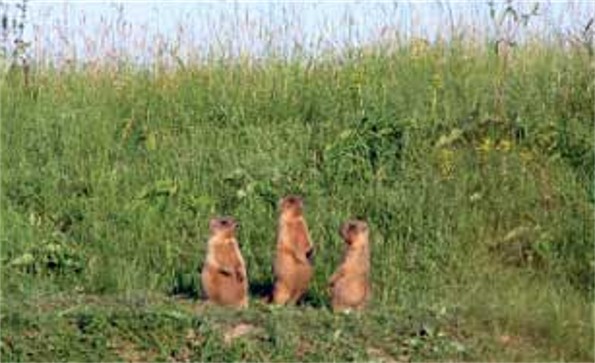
(329, 220, 371, 312)
(271, 195, 315, 305)
(201, 217, 248, 308)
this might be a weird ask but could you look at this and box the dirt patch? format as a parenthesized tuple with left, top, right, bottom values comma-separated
(367, 346, 399, 362)
(223, 323, 260, 344)
(111, 339, 149, 363)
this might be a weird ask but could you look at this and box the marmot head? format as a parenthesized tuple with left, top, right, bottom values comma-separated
(209, 217, 238, 239)
(279, 195, 304, 219)
(340, 220, 369, 247)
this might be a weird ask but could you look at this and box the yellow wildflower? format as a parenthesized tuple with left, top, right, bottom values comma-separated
(477, 137, 494, 153)
(497, 139, 512, 152)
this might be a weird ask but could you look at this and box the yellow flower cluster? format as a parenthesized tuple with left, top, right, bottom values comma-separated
(438, 149, 455, 178)
(476, 137, 514, 153)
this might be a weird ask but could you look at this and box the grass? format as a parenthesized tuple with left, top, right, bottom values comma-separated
(1, 28, 594, 361)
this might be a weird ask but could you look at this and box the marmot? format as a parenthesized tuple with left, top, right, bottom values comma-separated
(329, 220, 371, 312)
(201, 217, 248, 308)
(271, 195, 315, 305)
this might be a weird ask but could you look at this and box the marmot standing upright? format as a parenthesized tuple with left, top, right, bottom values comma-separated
(201, 217, 248, 308)
(329, 220, 371, 312)
(272, 195, 314, 305)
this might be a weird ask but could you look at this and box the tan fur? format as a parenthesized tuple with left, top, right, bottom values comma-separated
(201, 217, 248, 308)
(272, 196, 314, 305)
(329, 220, 371, 312)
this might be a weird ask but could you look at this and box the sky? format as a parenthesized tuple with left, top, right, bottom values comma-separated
(2, 1, 593, 66)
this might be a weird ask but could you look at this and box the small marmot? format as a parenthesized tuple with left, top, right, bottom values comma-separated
(201, 217, 248, 308)
(271, 195, 315, 305)
(329, 220, 371, 312)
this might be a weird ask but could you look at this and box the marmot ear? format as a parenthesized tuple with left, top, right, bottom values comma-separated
(358, 220, 369, 233)
(221, 217, 238, 230)
(280, 195, 304, 210)
(292, 195, 304, 206)
(208, 217, 237, 232)
(278, 196, 290, 210)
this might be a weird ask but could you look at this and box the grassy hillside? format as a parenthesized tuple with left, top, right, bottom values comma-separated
(1, 38, 593, 361)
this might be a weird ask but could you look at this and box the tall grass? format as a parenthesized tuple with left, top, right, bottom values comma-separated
(1, 2, 593, 361)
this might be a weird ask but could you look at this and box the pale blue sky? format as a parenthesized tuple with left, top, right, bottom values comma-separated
(9, 1, 595, 65)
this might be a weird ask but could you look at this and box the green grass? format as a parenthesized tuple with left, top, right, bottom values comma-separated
(1, 39, 593, 361)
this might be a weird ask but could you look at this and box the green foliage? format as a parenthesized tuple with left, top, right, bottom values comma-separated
(1, 38, 593, 361)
